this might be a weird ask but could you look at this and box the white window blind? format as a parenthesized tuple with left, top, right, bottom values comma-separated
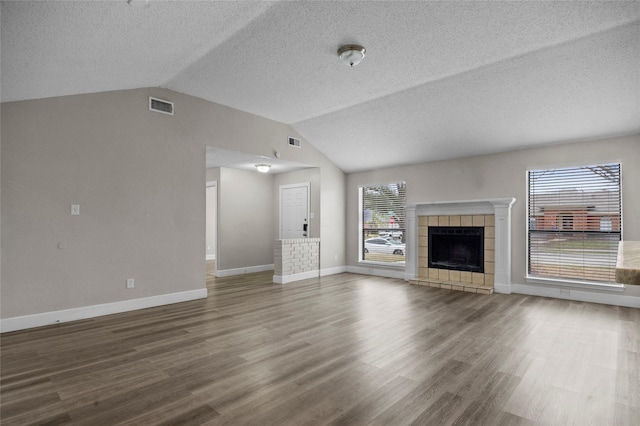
(528, 164, 621, 283)
(360, 182, 406, 263)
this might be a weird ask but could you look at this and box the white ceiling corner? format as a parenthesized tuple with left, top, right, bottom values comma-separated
(2, 0, 639, 173)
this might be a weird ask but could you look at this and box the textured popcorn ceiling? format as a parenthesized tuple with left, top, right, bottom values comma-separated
(2, 1, 639, 172)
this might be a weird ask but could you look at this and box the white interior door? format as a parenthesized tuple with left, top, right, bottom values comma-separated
(280, 183, 309, 239)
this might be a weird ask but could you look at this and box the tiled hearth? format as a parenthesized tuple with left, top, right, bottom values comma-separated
(405, 198, 516, 295)
(411, 214, 495, 294)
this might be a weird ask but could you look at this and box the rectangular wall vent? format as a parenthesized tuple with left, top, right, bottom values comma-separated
(149, 97, 174, 115)
(288, 137, 301, 147)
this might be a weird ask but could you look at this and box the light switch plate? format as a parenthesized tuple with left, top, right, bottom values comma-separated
(71, 204, 80, 215)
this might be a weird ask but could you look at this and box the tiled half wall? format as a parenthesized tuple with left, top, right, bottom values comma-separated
(273, 238, 320, 284)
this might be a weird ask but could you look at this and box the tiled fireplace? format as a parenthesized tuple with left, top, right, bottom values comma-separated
(405, 198, 516, 294)
(414, 214, 495, 294)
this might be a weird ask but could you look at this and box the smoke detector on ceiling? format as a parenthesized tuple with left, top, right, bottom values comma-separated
(337, 45, 366, 67)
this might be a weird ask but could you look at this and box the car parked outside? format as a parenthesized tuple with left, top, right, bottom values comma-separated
(379, 231, 403, 239)
(364, 237, 405, 255)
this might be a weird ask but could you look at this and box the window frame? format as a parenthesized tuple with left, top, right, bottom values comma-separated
(358, 182, 407, 267)
(525, 162, 623, 290)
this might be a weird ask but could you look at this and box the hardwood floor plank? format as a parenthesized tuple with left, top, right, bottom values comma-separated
(1, 271, 639, 425)
(155, 405, 220, 426)
(1, 392, 62, 419)
(410, 391, 468, 426)
(36, 413, 74, 426)
(450, 371, 522, 425)
(326, 375, 419, 426)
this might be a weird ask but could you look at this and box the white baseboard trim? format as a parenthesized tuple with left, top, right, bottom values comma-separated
(346, 265, 406, 280)
(320, 266, 347, 277)
(0, 288, 208, 333)
(215, 264, 274, 278)
(273, 270, 320, 284)
(511, 283, 640, 308)
(494, 283, 512, 294)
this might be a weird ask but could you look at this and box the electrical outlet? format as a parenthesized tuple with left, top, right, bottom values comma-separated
(126, 278, 134, 289)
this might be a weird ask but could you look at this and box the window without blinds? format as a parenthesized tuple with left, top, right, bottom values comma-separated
(527, 164, 622, 283)
(360, 183, 406, 264)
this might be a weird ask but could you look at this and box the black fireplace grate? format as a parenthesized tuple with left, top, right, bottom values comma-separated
(428, 227, 484, 273)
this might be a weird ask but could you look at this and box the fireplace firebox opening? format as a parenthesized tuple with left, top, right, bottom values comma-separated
(428, 227, 484, 273)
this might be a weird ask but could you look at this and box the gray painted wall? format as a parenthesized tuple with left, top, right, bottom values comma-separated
(218, 167, 275, 271)
(1, 88, 346, 319)
(346, 135, 640, 298)
(5, 83, 631, 320)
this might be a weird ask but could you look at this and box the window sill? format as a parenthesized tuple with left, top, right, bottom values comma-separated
(358, 260, 406, 269)
(525, 275, 625, 292)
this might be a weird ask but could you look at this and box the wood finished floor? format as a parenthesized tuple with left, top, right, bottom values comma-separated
(1, 272, 639, 425)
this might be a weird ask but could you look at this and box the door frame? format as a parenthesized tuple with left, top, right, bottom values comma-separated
(206, 181, 218, 275)
(279, 182, 310, 239)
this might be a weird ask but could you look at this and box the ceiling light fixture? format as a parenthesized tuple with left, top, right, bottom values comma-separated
(337, 45, 366, 67)
(255, 164, 271, 173)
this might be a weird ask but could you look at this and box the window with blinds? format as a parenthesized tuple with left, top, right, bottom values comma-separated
(527, 163, 622, 283)
(360, 182, 406, 264)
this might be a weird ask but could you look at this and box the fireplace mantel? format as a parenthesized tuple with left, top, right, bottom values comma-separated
(405, 198, 516, 293)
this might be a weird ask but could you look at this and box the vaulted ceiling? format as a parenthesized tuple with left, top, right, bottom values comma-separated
(2, 1, 639, 172)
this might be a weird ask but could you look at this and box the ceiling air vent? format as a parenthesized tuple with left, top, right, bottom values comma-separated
(149, 97, 174, 115)
(288, 137, 301, 148)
